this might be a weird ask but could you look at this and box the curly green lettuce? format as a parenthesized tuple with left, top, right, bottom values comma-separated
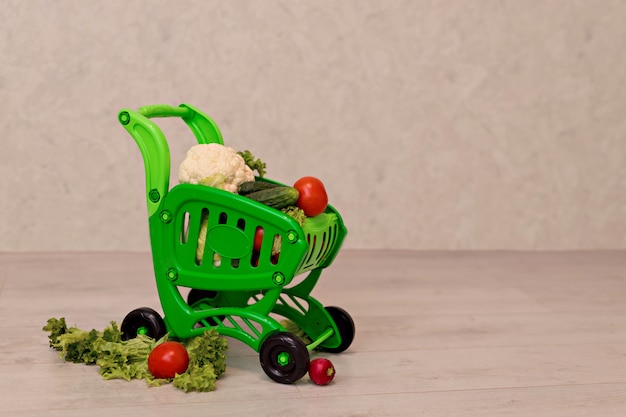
(43, 318, 228, 392)
(237, 150, 266, 178)
(281, 206, 307, 226)
(280, 319, 311, 345)
(172, 330, 228, 392)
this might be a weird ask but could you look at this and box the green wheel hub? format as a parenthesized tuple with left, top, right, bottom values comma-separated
(276, 352, 290, 366)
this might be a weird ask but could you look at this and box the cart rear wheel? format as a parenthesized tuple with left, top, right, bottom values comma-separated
(320, 306, 355, 353)
(259, 332, 310, 384)
(121, 307, 167, 341)
(187, 289, 218, 305)
(187, 289, 224, 326)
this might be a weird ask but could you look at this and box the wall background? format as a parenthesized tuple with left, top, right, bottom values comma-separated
(1, 0, 625, 252)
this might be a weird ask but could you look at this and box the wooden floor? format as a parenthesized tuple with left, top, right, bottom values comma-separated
(1, 250, 626, 416)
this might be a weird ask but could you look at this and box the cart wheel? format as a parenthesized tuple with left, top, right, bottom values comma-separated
(259, 332, 310, 384)
(320, 306, 355, 353)
(121, 307, 167, 341)
(187, 289, 224, 326)
(187, 289, 218, 305)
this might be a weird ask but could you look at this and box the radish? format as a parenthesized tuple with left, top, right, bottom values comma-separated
(309, 358, 336, 385)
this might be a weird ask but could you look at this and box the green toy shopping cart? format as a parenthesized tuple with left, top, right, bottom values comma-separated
(117, 103, 355, 384)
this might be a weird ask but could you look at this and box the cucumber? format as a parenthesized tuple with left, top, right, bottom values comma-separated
(238, 180, 281, 195)
(245, 186, 299, 210)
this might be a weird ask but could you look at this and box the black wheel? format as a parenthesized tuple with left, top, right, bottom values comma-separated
(320, 306, 355, 353)
(187, 289, 223, 326)
(187, 289, 218, 306)
(259, 332, 310, 384)
(121, 307, 167, 341)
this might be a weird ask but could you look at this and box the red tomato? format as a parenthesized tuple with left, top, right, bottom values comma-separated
(148, 341, 189, 379)
(309, 358, 336, 385)
(253, 227, 264, 251)
(293, 176, 328, 217)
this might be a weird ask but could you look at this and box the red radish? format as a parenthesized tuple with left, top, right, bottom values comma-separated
(148, 341, 189, 379)
(309, 358, 336, 385)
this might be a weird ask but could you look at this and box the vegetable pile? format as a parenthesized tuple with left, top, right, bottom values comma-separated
(177, 145, 331, 265)
(43, 318, 228, 392)
(178, 145, 329, 224)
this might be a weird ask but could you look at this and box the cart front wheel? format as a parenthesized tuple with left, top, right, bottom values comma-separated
(121, 307, 167, 341)
(259, 332, 310, 384)
(320, 306, 355, 353)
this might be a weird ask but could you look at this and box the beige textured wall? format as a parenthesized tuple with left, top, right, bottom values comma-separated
(1, 1, 625, 251)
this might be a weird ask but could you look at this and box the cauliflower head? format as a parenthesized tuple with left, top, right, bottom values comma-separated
(179, 143, 254, 193)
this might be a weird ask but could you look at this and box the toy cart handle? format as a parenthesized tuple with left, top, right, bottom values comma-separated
(138, 104, 190, 119)
(136, 104, 224, 145)
(118, 103, 224, 217)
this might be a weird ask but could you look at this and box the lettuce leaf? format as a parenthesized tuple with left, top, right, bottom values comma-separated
(281, 206, 307, 227)
(172, 329, 228, 392)
(237, 150, 266, 177)
(43, 318, 228, 392)
(96, 334, 155, 381)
